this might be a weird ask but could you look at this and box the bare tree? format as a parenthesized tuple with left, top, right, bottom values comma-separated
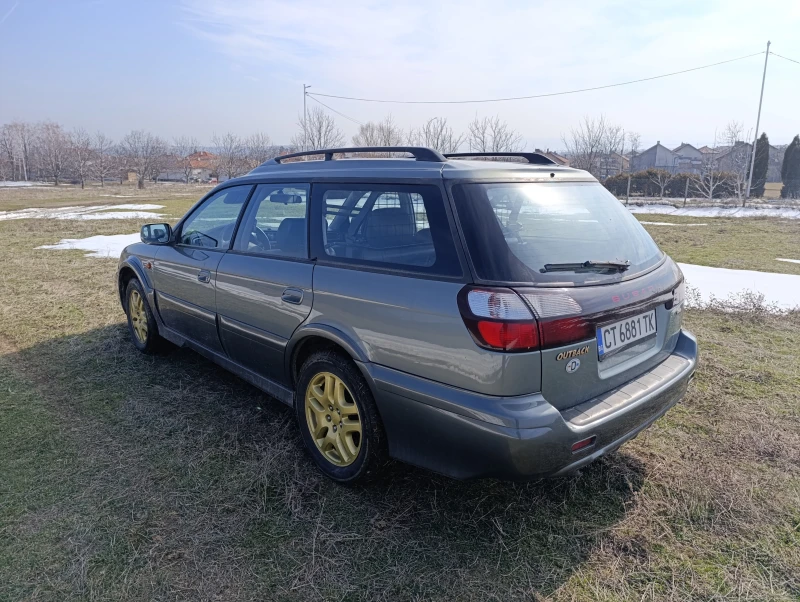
(466, 115, 524, 153)
(648, 169, 673, 199)
(68, 127, 93, 189)
(352, 115, 405, 155)
(408, 117, 463, 153)
(291, 107, 345, 151)
(627, 131, 642, 157)
(243, 132, 274, 171)
(38, 122, 69, 185)
(93, 132, 115, 187)
(211, 132, 246, 180)
(0, 125, 15, 181)
(119, 130, 167, 189)
(561, 115, 622, 178)
(2, 122, 36, 181)
(692, 132, 728, 201)
(173, 136, 199, 183)
(722, 120, 752, 205)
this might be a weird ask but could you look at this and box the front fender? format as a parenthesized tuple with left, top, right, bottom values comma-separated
(117, 249, 157, 316)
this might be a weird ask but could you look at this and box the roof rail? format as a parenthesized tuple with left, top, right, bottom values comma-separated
(444, 152, 556, 165)
(267, 146, 447, 164)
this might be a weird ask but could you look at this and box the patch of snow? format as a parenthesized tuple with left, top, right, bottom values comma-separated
(639, 221, 707, 227)
(0, 204, 164, 221)
(38, 233, 140, 259)
(776, 258, 800, 265)
(628, 204, 800, 219)
(0, 181, 49, 187)
(679, 263, 800, 311)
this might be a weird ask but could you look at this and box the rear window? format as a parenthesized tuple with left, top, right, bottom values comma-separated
(313, 183, 461, 277)
(452, 182, 663, 285)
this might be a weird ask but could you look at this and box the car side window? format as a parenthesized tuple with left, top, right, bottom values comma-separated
(315, 184, 461, 276)
(232, 184, 309, 258)
(179, 186, 252, 249)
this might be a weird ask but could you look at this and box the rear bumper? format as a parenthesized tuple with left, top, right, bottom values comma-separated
(363, 329, 697, 480)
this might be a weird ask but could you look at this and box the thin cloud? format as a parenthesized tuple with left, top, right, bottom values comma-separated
(0, 1, 19, 26)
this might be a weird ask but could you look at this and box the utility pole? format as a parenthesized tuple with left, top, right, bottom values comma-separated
(303, 84, 311, 151)
(746, 41, 770, 199)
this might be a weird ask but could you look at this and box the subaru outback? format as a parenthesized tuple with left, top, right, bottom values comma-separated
(118, 147, 697, 483)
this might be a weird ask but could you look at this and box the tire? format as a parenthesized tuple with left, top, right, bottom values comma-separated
(124, 278, 163, 354)
(295, 350, 387, 483)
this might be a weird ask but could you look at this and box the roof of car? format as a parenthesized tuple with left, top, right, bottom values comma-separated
(243, 147, 595, 183)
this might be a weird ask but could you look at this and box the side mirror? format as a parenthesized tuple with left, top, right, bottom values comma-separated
(141, 223, 172, 245)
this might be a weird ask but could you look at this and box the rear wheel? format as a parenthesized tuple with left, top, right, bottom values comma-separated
(295, 350, 386, 483)
(124, 278, 162, 354)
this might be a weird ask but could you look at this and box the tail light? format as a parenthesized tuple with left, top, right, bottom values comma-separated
(521, 291, 593, 350)
(459, 287, 596, 353)
(458, 287, 539, 352)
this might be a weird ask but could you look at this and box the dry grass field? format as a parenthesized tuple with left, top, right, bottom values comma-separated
(1, 184, 799, 601)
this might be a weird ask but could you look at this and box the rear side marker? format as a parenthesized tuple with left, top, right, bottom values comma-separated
(571, 436, 596, 453)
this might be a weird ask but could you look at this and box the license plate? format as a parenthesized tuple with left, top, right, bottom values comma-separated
(596, 309, 657, 359)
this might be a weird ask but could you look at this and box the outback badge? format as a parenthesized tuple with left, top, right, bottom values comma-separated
(556, 345, 590, 361)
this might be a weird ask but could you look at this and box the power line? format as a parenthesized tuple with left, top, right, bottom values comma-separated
(770, 51, 800, 65)
(307, 94, 364, 126)
(307, 51, 765, 105)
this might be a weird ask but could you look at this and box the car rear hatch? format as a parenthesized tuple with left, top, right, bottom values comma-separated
(451, 180, 686, 410)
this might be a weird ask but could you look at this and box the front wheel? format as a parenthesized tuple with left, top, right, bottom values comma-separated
(295, 351, 386, 483)
(124, 278, 162, 354)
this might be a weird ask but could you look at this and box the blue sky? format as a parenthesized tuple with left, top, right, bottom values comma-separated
(1, 0, 799, 150)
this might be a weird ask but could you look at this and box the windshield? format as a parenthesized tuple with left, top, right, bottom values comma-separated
(452, 182, 663, 285)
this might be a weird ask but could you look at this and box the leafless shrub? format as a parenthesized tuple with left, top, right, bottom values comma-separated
(291, 106, 345, 151)
(648, 169, 673, 199)
(119, 130, 168, 189)
(172, 136, 199, 184)
(68, 128, 93, 189)
(38, 122, 70, 185)
(243, 132, 275, 171)
(466, 115, 524, 153)
(211, 132, 246, 179)
(352, 115, 405, 156)
(407, 117, 463, 153)
(562, 115, 624, 177)
(92, 132, 115, 187)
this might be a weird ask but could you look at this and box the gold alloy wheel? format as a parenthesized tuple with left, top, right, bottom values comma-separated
(304, 372, 362, 467)
(128, 289, 148, 344)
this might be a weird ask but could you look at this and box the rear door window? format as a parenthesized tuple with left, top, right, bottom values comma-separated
(452, 182, 663, 285)
(312, 184, 461, 276)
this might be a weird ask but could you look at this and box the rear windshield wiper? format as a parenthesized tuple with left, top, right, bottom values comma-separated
(540, 260, 630, 273)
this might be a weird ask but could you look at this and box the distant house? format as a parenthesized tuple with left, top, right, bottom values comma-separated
(158, 150, 217, 183)
(630, 141, 678, 173)
(535, 148, 570, 166)
(672, 143, 703, 174)
(716, 141, 752, 173)
(597, 152, 629, 178)
(767, 144, 786, 183)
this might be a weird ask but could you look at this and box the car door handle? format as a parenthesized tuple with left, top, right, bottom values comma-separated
(281, 288, 303, 305)
(197, 269, 211, 283)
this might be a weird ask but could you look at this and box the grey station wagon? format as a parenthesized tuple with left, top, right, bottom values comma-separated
(117, 147, 697, 483)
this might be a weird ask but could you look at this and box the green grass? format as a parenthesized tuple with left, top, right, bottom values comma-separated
(0, 185, 798, 600)
(637, 214, 800, 275)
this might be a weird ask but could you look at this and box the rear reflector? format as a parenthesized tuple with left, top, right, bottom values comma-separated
(571, 436, 597, 453)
